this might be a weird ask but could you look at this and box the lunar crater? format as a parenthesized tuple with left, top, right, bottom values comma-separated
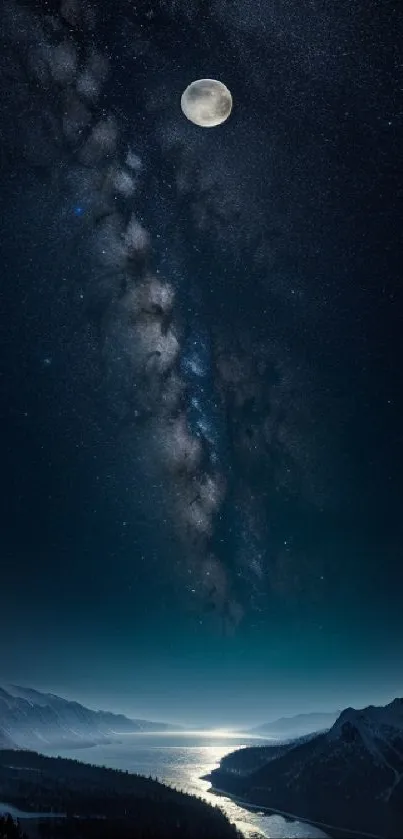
(181, 78, 233, 127)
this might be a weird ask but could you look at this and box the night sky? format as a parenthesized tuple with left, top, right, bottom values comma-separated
(0, 0, 402, 728)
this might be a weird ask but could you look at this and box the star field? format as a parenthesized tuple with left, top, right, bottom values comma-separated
(0, 0, 402, 718)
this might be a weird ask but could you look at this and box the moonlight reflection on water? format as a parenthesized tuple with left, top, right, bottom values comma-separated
(44, 732, 328, 839)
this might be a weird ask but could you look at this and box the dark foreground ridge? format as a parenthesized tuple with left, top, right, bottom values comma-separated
(205, 698, 403, 838)
(0, 749, 242, 839)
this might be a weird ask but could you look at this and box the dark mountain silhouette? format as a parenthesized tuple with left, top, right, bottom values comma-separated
(0, 685, 179, 750)
(206, 698, 403, 838)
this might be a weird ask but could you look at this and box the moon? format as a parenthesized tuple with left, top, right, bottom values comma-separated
(180, 79, 233, 128)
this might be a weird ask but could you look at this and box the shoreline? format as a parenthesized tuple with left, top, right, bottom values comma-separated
(207, 782, 383, 839)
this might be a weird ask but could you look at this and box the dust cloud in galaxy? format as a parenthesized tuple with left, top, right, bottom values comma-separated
(0, 0, 334, 632)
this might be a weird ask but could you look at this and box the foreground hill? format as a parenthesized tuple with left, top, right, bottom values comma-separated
(249, 711, 339, 737)
(0, 749, 241, 839)
(205, 733, 317, 779)
(0, 685, 178, 750)
(207, 698, 403, 838)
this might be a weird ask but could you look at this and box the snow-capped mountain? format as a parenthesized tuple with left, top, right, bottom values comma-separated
(0, 727, 16, 749)
(207, 698, 403, 837)
(0, 685, 178, 750)
(329, 697, 403, 745)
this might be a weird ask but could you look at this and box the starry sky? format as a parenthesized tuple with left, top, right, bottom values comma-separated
(0, 0, 402, 728)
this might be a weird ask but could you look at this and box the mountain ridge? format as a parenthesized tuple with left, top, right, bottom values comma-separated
(0, 684, 179, 750)
(0, 728, 16, 750)
(207, 698, 403, 837)
(250, 710, 340, 736)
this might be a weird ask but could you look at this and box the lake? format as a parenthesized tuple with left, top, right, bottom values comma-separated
(43, 732, 328, 839)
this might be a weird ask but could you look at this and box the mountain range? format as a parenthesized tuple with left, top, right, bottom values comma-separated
(207, 698, 403, 838)
(249, 710, 340, 737)
(0, 684, 178, 750)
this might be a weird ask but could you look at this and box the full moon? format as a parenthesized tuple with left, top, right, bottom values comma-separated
(180, 79, 233, 128)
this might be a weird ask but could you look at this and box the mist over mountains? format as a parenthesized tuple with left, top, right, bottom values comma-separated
(249, 710, 340, 737)
(0, 685, 178, 750)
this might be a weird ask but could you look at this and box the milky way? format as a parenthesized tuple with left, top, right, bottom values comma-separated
(0, 0, 337, 632)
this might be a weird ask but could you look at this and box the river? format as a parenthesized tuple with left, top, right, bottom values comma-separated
(42, 731, 328, 839)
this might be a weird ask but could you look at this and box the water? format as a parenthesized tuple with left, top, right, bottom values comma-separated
(43, 732, 328, 839)
(0, 802, 65, 819)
